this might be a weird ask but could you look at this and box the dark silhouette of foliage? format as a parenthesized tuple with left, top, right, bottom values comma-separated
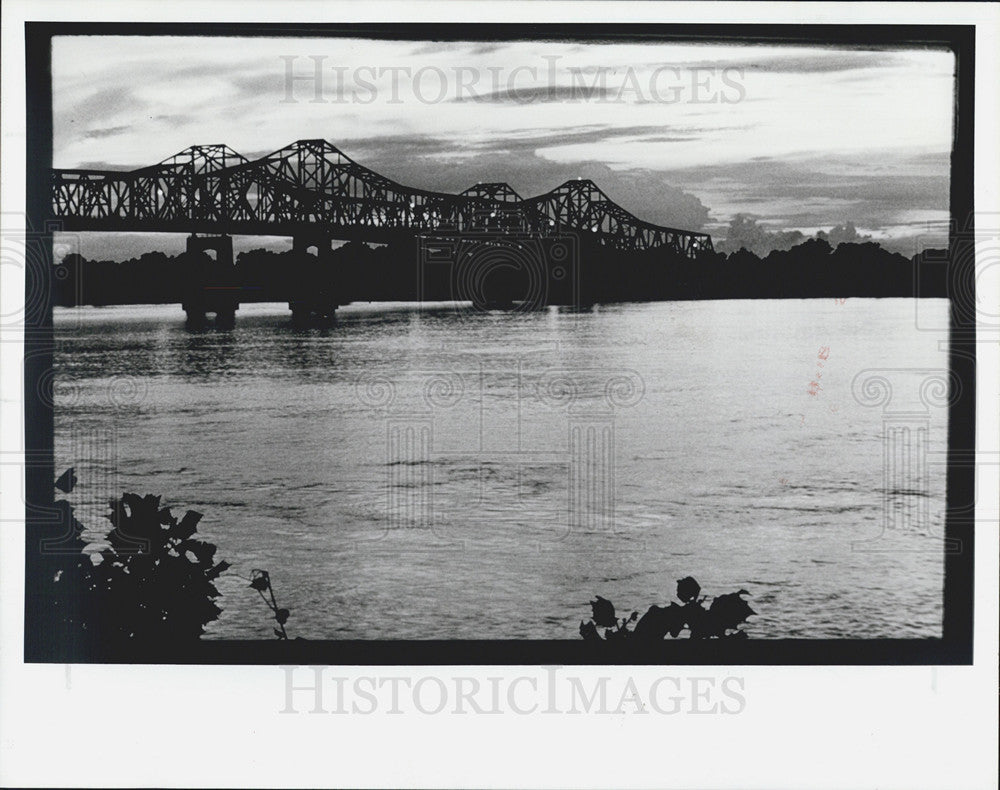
(580, 576, 756, 641)
(250, 569, 292, 639)
(53, 223, 946, 311)
(50, 473, 231, 649)
(675, 576, 702, 603)
(585, 596, 638, 640)
(54, 467, 77, 493)
(704, 590, 755, 637)
(630, 603, 687, 641)
(589, 595, 618, 628)
(579, 620, 602, 642)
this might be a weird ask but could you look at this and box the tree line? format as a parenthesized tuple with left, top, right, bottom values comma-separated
(51, 233, 948, 308)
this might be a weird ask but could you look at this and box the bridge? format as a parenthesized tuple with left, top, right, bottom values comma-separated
(50, 139, 713, 323)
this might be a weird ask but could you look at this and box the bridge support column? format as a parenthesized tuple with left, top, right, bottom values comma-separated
(182, 234, 239, 328)
(289, 233, 339, 325)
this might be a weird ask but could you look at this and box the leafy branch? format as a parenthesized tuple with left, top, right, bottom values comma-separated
(50, 471, 231, 647)
(49, 469, 295, 650)
(581, 576, 756, 642)
(250, 569, 291, 639)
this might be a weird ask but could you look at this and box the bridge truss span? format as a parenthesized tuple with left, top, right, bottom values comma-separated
(50, 139, 713, 257)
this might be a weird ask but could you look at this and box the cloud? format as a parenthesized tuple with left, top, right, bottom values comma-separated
(64, 86, 141, 122)
(406, 40, 510, 58)
(340, 124, 721, 169)
(739, 50, 903, 74)
(643, 49, 904, 75)
(82, 125, 131, 140)
(339, 133, 467, 161)
(502, 123, 710, 148)
(351, 141, 711, 230)
(452, 84, 620, 103)
(715, 215, 875, 256)
(658, 151, 950, 239)
(149, 113, 195, 128)
(74, 160, 120, 171)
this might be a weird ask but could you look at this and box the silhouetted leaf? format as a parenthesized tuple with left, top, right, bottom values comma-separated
(676, 576, 701, 603)
(590, 595, 617, 628)
(683, 600, 711, 638)
(183, 539, 216, 565)
(579, 620, 602, 642)
(633, 603, 686, 641)
(205, 560, 231, 581)
(275, 608, 290, 625)
(708, 591, 756, 632)
(172, 510, 203, 540)
(55, 467, 77, 493)
(249, 576, 269, 592)
(274, 628, 286, 639)
(605, 623, 631, 641)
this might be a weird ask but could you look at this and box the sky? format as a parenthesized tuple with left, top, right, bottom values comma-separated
(52, 35, 955, 258)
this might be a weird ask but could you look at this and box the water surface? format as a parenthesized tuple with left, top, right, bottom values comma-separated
(53, 298, 949, 639)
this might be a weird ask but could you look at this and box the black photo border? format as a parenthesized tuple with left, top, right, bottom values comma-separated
(23, 21, 976, 665)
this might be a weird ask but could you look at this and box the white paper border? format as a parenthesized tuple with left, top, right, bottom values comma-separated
(2, 3, 997, 788)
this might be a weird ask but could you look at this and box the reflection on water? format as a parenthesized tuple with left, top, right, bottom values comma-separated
(53, 299, 949, 639)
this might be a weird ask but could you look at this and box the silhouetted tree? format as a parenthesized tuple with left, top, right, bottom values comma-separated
(53, 224, 944, 308)
(727, 247, 762, 267)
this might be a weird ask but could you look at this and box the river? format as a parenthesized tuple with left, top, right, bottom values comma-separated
(53, 298, 948, 639)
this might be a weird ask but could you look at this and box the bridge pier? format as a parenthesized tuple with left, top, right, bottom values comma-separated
(289, 233, 340, 325)
(182, 234, 239, 328)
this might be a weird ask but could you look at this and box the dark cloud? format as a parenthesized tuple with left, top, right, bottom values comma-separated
(653, 50, 904, 75)
(229, 71, 287, 97)
(82, 125, 131, 140)
(715, 215, 875, 256)
(74, 160, 120, 171)
(341, 124, 719, 168)
(741, 50, 903, 73)
(781, 176, 948, 210)
(444, 50, 909, 107)
(149, 113, 194, 128)
(661, 152, 950, 233)
(465, 42, 508, 56)
(351, 141, 711, 231)
(405, 41, 510, 57)
(638, 135, 700, 144)
(103, 127, 944, 243)
(63, 86, 140, 123)
(452, 83, 619, 104)
(340, 133, 466, 161)
(486, 124, 708, 151)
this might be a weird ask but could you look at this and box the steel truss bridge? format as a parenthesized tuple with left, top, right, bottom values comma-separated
(50, 139, 713, 257)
